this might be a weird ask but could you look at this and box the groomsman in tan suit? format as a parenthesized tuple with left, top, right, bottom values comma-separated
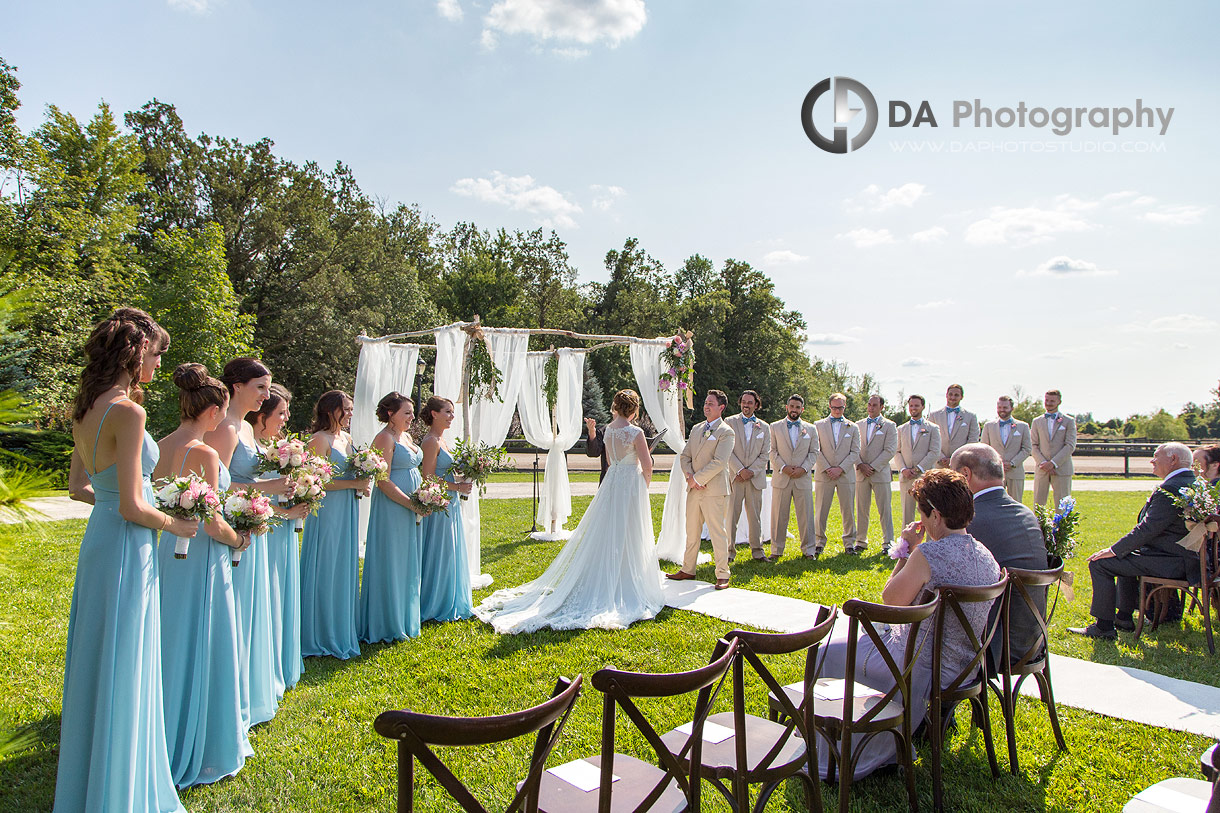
(813, 393, 861, 555)
(981, 395, 1032, 501)
(769, 394, 819, 559)
(670, 389, 736, 589)
(1031, 389, 1076, 507)
(895, 394, 942, 526)
(930, 384, 980, 468)
(726, 390, 771, 562)
(854, 394, 898, 552)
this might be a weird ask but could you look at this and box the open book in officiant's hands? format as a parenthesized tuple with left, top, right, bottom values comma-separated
(647, 428, 667, 452)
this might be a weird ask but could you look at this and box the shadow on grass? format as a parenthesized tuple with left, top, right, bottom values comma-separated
(0, 714, 60, 813)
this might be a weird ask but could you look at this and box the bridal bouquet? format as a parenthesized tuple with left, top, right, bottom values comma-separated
(346, 445, 388, 500)
(221, 486, 277, 566)
(284, 454, 335, 536)
(154, 474, 222, 559)
(450, 439, 511, 500)
(408, 476, 451, 525)
(1163, 478, 1220, 553)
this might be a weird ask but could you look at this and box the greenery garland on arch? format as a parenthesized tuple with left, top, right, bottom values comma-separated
(543, 350, 559, 415)
(467, 333, 503, 403)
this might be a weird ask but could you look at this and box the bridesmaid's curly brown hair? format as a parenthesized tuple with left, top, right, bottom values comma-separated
(72, 308, 170, 422)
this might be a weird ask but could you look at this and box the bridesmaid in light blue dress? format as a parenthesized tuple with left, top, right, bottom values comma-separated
(248, 383, 308, 691)
(206, 358, 284, 729)
(419, 397, 474, 623)
(154, 364, 252, 788)
(56, 308, 189, 813)
(358, 392, 424, 643)
(300, 390, 370, 659)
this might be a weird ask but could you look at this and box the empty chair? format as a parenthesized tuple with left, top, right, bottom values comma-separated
(373, 675, 582, 812)
(1123, 739, 1220, 812)
(536, 638, 739, 813)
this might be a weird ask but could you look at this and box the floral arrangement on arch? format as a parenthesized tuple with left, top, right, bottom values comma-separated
(658, 332, 694, 407)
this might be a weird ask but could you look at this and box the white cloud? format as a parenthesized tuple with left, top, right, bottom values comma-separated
(1132, 195, 1157, 207)
(168, 0, 211, 13)
(806, 333, 858, 346)
(482, 0, 646, 49)
(1103, 190, 1138, 202)
(1173, 342, 1190, 351)
(436, 0, 463, 21)
(836, 227, 894, 248)
(1020, 255, 1117, 278)
(910, 226, 947, 243)
(589, 184, 625, 211)
(1140, 204, 1206, 225)
(451, 171, 582, 228)
(915, 299, 955, 310)
(900, 357, 932, 368)
(845, 182, 926, 213)
(762, 249, 808, 266)
(964, 204, 1094, 246)
(1123, 314, 1219, 334)
(552, 46, 591, 58)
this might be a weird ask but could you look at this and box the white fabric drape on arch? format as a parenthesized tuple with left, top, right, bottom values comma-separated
(433, 325, 467, 437)
(517, 348, 587, 540)
(351, 340, 420, 547)
(630, 341, 703, 566)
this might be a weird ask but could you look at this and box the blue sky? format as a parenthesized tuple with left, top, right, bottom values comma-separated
(4, 0, 1217, 419)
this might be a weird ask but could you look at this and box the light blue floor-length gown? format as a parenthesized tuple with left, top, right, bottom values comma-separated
(264, 498, 303, 690)
(53, 399, 185, 813)
(358, 440, 423, 642)
(229, 435, 282, 726)
(419, 446, 473, 622)
(158, 449, 252, 787)
(299, 445, 361, 659)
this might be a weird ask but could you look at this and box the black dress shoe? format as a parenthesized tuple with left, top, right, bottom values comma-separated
(1068, 623, 1117, 640)
(1114, 618, 1136, 633)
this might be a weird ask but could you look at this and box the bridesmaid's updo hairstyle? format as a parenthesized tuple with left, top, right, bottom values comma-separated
(611, 389, 641, 420)
(73, 307, 170, 421)
(376, 391, 413, 424)
(246, 383, 292, 429)
(310, 390, 351, 433)
(420, 396, 454, 427)
(220, 357, 271, 396)
(172, 363, 228, 421)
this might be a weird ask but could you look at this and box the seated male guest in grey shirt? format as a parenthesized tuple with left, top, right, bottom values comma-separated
(951, 443, 1049, 665)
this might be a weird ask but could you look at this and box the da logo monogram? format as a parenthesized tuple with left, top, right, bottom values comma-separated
(800, 77, 879, 154)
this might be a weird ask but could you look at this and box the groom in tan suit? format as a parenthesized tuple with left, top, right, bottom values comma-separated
(895, 394, 942, 526)
(769, 394, 818, 559)
(855, 394, 898, 552)
(930, 384, 980, 468)
(670, 389, 736, 589)
(981, 395, 1032, 500)
(726, 390, 771, 562)
(814, 393, 861, 555)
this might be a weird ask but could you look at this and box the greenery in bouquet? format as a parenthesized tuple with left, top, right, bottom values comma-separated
(346, 444, 388, 500)
(467, 335, 503, 403)
(153, 473, 222, 559)
(256, 433, 310, 476)
(450, 438, 511, 499)
(1035, 495, 1080, 562)
(658, 332, 694, 395)
(1162, 477, 1220, 524)
(408, 475, 451, 525)
(221, 485, 278, 565)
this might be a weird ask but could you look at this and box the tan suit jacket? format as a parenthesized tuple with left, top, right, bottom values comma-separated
(680, 420, 736, 496)
(769, 419, 818, 491)
(726, 414, 770, 490)
(1031, 413, 1076, 476)
(895, 420, 941, 475)
(981, 419, 1032, 470)
(813, 418, 861, 481)
(855, 417, 898, 484)
(929, 407, 980, 461)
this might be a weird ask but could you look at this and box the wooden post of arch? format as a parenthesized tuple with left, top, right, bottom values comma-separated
(459, 315, 481, 443)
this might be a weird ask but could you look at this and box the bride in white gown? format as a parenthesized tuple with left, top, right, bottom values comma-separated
(475, 389, 666, 633)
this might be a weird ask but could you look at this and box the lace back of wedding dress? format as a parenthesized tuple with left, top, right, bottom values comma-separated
(605, 425, 640, 466)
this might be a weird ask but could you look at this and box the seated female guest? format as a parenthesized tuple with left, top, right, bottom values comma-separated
(154, 363, 252, 788)
(1195, 444, 1220, 484)
(247, 383, 309, 691)
(300, 390, 372, 659)
(817, 468, 1001, 779)
(358, 392, 425, 643)
(56, 308, 194, 813)
(419, 397, 474, 622)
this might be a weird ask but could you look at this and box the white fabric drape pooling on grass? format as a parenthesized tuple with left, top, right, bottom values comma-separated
(517, 349, 587, 540)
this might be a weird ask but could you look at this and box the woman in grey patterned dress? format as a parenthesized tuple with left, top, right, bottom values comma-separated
(816, 468, 1001, 779)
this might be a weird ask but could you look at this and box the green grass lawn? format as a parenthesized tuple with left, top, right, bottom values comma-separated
(0, 491, 1213, 811)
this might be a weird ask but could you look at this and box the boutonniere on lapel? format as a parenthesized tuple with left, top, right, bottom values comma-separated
(703, 426, 714, 440)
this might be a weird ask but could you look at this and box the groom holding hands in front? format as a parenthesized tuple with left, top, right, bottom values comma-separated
(670, 390, 736, 590)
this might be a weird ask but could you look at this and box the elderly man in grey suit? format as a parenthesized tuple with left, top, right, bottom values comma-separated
(895, 394, 942, 526)
(769, 394, 819, 560)
(726, 390, 770, 562)
(930, 383, 980, 468)
(813, 393, 861, 556)
(854, 394, 897, 553)
(951, 443, 1048, 665)
(669, 389, 736, 589)
(981, 395, 1032, 501)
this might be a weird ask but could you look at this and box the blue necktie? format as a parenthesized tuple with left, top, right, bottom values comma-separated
(787, 420, 800, 428)
(999, 418, 1013, 426)
(867, 416, 880, 425)
(742, 416, 755, 424)
(947, 406, 960, 414)
(911, 418, 923, 425)
(1045, 412, 1058, 421)
(831, 416, 844, 423)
